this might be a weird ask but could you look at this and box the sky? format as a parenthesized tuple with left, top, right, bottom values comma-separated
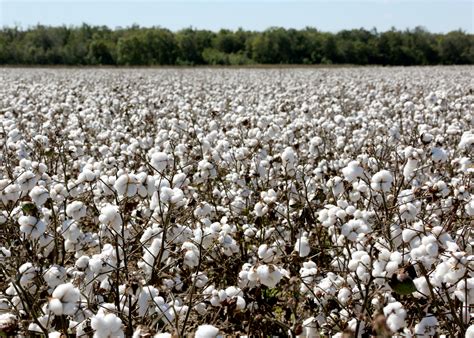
(0, 0, 472, 33)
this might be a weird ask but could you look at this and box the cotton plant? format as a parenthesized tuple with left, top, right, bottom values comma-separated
(0, 67, 472, 336)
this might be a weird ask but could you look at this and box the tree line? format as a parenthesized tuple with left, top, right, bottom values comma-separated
(0, 25, 472, 66)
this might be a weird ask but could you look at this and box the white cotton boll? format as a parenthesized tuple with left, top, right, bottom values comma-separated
(172, 172, 188, 188)
(328, 177, 344, 197)
(295, 236, 310, 257)
(383, 301, 406, 333)
(91, 312, 124, 338)
(78, 168, 97, 183)
(182, 242, 200, 268)
(458, 132, 474, 150)
(281, 147, 296, 168)
(18, 215, 46, 239)
(337, 287, 351, 304)
(413, 277, 430, 298)
(99, 204, 122, 233)
(195, 324, 219, 338)
(48, 298, 63, 315)
(256, 265, 282, 288)
(258, 244, 275, 263)
(114, 174, 138, 197)
(150, 152, 169, 172)
(403, 158, 418, 181)
(159, 187, 184, 205)
(29, 186, 49, 206)
(431, 147, 447, 163)
(49, 283, 80, 315)
(254, 202, 268, 217)
(466, 324, 474, 338)
(235, 296, 246, 310)
(465, 200, 474, 216)
(17, 171, 38, 192)
(49, 332, 62, 338)
(43, 265, 66, 288)
(371, 170, 393, 192)
(341, 161, 364, 182)
(194, 302, 207, 315)
(66, 201, 87, 221)
(137, 286, 159, 317)
(414, 315, 438, 336)
(297, 317, 318, 338)
(75, 256, 89, 270)
(400, 203, 418, 222)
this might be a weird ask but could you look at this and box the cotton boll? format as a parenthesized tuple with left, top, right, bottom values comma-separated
(99, 204, 122, 233)
(150, 152, 169, 172)
(383, 301, 406, 333)
(431, 147, 447, 163)
(78, 168, 97, 183)
(294, 236, 310, 257)
(75, 256, 90, 270)
(371, 170, 393, 192)
(328, 176, 344, 197)
(414, 315, 438, 336)
(195, 324, 219, 338)
(281, 147, 296, 169)
(172, 172, 188, 188)
(91, 312, 124, 338)
(256, 264, 282, 288)
(49, 283, 80, 315)
(182, 242, 200, 268)
(466, 324, 474, 338)
(0, 313, 17, 334)
(43, 265, 66, 288)
(403, 158, 418, 181)
(66, 201, 87, 221)
(114, 174, 139, 197)
(18, 215, 46, 239)
(29, 186, 49, 206)
(341, 161, 364, 182)
(257, 244, 275, 263)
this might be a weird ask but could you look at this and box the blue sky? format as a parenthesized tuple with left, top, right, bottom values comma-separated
(0, 0, 472, 33)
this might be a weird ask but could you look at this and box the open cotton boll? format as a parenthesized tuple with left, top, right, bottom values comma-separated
(341, 161, 364, 182)
(91, 312, 124, 338)
(256, 264, 282, 288)
(172, 172, 188, 188)
(99, 204, 122, 233)
(371, 170, 393, 192)
(414, 315, 438, 336)
(66, 201, 87, 221)
(294, 236, 310, 257)
(403, 158, 418, 181)
(0, 313, 17, 334)
(458, 131, 474, 150)
(29, 186, 49, 206)
(257, 244, 276, 263)
(43, 265, 66, 288)
(195, 324, 219, 338)
(159, 187, 184, 205)
(281, 147, 296, 168)
(431, 147, 447, 163)
(18, 215, 46, 239)
(114, 174, 139, 197)
(182, 242, 200, 268)
(49, 283, 80, 315)
(383, 301, 407, 333)
(78, 168, 97, 183)
(150, 152, 169, 172)
(466, 325, 474, 338)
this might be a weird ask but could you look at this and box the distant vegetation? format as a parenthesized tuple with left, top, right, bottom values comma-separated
(0, 25, 472, 66)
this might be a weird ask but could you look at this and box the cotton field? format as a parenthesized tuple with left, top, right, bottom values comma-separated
(0, 66, 473, 337)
